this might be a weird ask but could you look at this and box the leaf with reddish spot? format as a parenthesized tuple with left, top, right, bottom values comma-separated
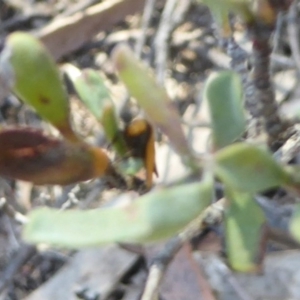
(0, 128, 110, 185)
(2, 32, 78, 142)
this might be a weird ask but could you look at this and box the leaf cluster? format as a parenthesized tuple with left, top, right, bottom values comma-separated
(1, 20, 300, 274)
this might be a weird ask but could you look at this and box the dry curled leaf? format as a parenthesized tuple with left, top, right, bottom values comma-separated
(123, 118, 157, 188)
(0, 128, 110, 185)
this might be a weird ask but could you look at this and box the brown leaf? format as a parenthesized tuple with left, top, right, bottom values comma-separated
(123, 118, 157, 188)
(38, 0, 149, 60)
(0, 127, 110, 185)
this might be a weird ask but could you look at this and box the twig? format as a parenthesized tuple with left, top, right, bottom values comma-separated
(154, 0, 179, 83)
(154, 0, 192, 83)
(0, 244, 36, 293)
(0, 197, 28, 224)
(38, 0, 150, 60)
(135, 0, 157, 59)
(247, 22, 291, 149)
(225, 37, 258, 120)
(141, 237, 182, 300)
(272, 12, 284, 54)
(59, 186, 80, 210)
(0, 13, 53, 32)
(61, 0, 100, 17)
(204, 47, 294, 71)
(274, 124, 300, 163)
(287, 0, 300, 74)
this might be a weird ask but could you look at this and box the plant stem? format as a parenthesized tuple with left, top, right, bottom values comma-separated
(248, 23, 292, 149)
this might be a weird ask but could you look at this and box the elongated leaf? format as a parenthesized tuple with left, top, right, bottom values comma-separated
(24, 175, 213, 248)
(204, 71, 246, 149)
(225, 188, 266, 272)
(0, 128, 110, 185)
(112, 45, 195, 166)
(3, 32, 78, 141)
(102, 104, 127, 156)
(64, 65, 128, 156)
(199, 0, 280, 29)
(199, 0, 252, 36)
(215, 143, 291, 193)
(69, 67, 111, 120)
(201, 0, 231, 36)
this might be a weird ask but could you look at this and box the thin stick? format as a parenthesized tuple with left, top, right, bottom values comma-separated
(141, 237, 182, 300)
(248, 23, 292, 149)
(0, 244, 36, 293)
(154, 0, 192, 83)
(135, 0, 157, 58)
(154, 0, 177, 83)
(0, 197, 28, 224)
(287, 0, 300, 74)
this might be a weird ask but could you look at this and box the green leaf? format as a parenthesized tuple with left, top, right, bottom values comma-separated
(67, 66, 110, 120)
(215, 143, 291, 193)
(278, 165, 300, 196)
(23, 175, 213, 248)
(200, 0, 253, 33)
(225, 188, 266, 272)
(117, 157, 144, 176)
(290, 204, 300, 242)
(101, 104, 127, 157)
(64, 65, 128, 156)
(4, 32, 77, 141)
(204, 71, 246, 149)
(112, 45, 195, 166)
(201, 0, 232, 35)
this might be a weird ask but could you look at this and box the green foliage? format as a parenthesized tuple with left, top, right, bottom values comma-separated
(6, 32, 77, 141)
(117, 157, 144, 176)
(24, 177, 213, 248)
(70, 68, 111, 120)
(214, 143, 291, 193)
(199, 0, 252, 35)
(225, 188, 266, 272)
(112, 44, 195, 166)
(204, 71, 246, 149)
(0, 29, 296, 276)
(65, 65, 128, 156)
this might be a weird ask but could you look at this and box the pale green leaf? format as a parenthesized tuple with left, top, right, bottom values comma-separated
(204, 71, 246, 149)
(199, 0, 252, 32)
(69, 67, 110, 120)
(225, 188, 266, 272)
(112, 45, 195, 165)
(24, 175, 213, 248)
(65, 65, 127, 156)
(215, 143, 291, 193)
(5, 32, 75, 139)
